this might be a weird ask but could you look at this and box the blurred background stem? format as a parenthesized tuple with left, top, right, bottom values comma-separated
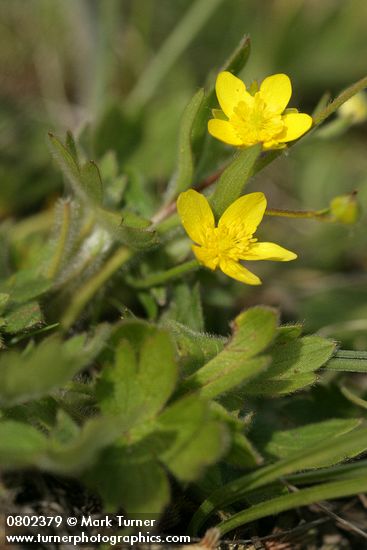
(126, 0, 224, 111)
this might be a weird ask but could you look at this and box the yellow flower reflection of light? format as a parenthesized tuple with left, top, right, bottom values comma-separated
(208, 71, 312, 150)
(177, 189, 297, 285)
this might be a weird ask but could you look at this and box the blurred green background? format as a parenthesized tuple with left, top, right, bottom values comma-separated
(1, 0, 367, 346)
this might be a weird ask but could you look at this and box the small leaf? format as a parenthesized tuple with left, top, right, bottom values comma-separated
(49, 134, 104, 206)
(0, 329, 109, 406)
(167, 88, 205, 200)
(259, 418, 361, 465)
(178, 306, 278, 399)
(3, 301, 43, 334)
(46, 416, 124, 474)
(97, 207, 158, 250)
(65, 130, 79, 165)
(1, 269, 52, 304)
(245, 331, 336, 396)
(162, 282, 204, 332)
(80, 161, 104, 204)
(209, 145, 262, 219)
(0, 421, 47, 468)
(48, 133, 84, 198)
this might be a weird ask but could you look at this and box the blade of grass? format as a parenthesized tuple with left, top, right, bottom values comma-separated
(217, 476, 367, 535)
(126, 0, 224, 110)
(188, 426, 367, 534)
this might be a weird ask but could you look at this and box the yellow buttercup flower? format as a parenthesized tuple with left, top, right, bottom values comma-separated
(177, 190, 297, 285)
(208, 72, 312, 150)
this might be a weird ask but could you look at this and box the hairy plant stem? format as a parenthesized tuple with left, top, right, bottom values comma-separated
(61, 246, 132, 330)
(126, 259, 199, 289)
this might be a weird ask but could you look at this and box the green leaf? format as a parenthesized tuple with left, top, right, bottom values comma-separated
(178, 306, 278, 399)
(48, 133, 86, 200)
(211, 402, 262, 468)
(97, 207, 158, 250)
(0, 329, 109, 406)
(1, 269, 51, 304)
(45, 416, 124, 474)
(245, 330, 336, 396)
(217, 475, 367, 536)
(189, 426, 367, 534)
(167, 88, 205, 200)
(97, 324, 178, 430)
(162, 282, 204, 332)
(80, 161, 104, 204)
(49, 133, 104, 206)
(259, 418, 361, 465)
(65, 130, 79, 166)
(0, 421, 47, 468)
(85, 445, 170, 514)
(3, 301, 43, 334)
(157, 395, 228, 481)
(164, 320, 225, 374)
(209, 145, 262, 219)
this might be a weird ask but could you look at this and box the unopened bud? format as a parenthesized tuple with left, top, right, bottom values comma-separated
(338, 93, 367, 125)
(330, 192, 360, 224)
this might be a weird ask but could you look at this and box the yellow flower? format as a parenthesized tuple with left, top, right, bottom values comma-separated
(208, 72, 312, 150)
(177, 190, 297, 285)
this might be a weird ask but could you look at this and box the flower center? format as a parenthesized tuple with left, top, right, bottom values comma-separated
(203, 223, 256, 264)
(230, 93, 284, 146)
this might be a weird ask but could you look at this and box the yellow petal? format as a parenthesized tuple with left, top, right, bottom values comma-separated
(192, 245, 218, 270)
(219, 192, 267, 235)
(259, 74, 292, 114)
(219, 258, 261, 285)
(208, 119, 243, 146)
(177, 190, 215, 245)
(243, 242, 297, 261)
(277, 113, 313, 143)
(215, 71, 249, 117)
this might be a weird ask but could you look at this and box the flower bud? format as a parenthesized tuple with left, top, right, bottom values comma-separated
(329, 192, 360, 224)
(338, 93, 367, 125)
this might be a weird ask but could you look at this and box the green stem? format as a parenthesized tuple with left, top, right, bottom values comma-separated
(265, 207, 329, 220)
(127, 259, 199, 289)
(340, 385, 367, 410)
(313, 75, 367, 126)
(326, 349, 367, 372)
(61, 246, 132, 330)
(217, 476, 367, 535)
(126, 0, 224, 110)
(286, 460, 367, 486)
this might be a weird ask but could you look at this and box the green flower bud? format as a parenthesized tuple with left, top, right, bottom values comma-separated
(330, 192, 360, 224)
